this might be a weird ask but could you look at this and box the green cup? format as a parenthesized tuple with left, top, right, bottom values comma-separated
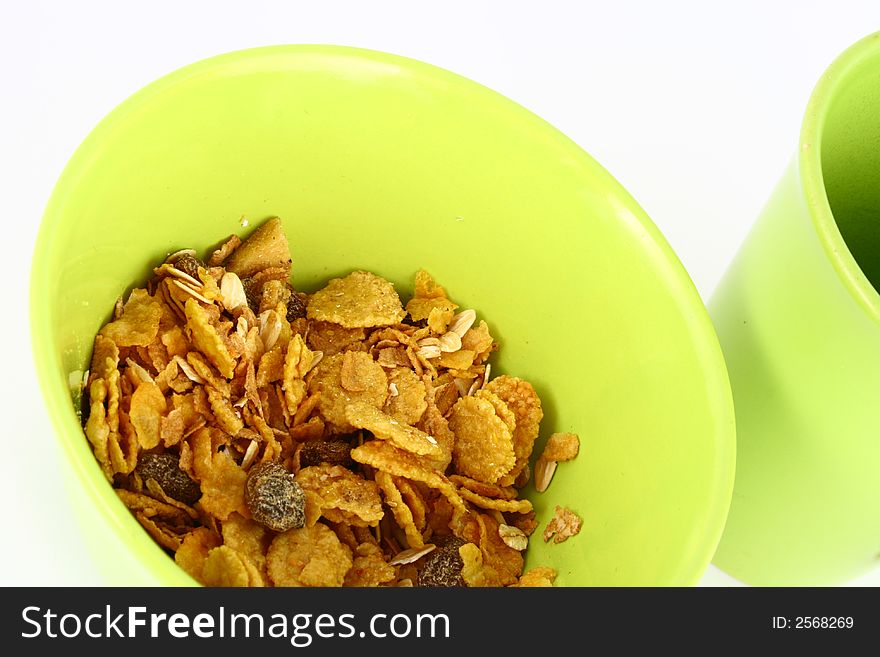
(30, 45, 735, 586)
(711, 32, 880, 585)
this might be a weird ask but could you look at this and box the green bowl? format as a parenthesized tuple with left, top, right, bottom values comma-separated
(30, 45, 735, 586)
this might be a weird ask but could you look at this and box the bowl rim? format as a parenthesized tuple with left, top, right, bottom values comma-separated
(29, 43, 736, 586)
(799, 30, 880, 325)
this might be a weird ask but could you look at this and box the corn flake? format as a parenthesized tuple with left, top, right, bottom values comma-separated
(543, 505, 583, 544)
(375, 471, 424, 549)
(344, 542, 396, 587)
(457, 487, 533, 514)
(202, 545, 263, 587)
(449, 474, 517, 501)
(448, 396, 515, 484)
(296, 464, 384, 527)
(484, 375, 544, 483)
(350, 440, 465, 515)
(308, 353, 387, 432)
(184, 299, 236, 378)
(100, 289, 162, 347)
(517, 567, 557, 587)
(306, 321, 367, 357)
(190, 428, 248, 521)
(384, 368, 427, 425)
(307, 271, 405, 328)
(340, 350, 386, 393)
(175, 528, 222, 584)
(346, 402, 442, 459)
(221, 513, 271, 578)
(541, 432, 580, 462)
(267, 524, 353, 587)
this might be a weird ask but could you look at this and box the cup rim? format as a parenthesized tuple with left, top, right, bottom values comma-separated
(799, 31, 880, 323)
(30, 44, 736, 586)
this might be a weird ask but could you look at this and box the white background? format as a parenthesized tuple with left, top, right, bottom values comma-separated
(2, 0, 879, 586)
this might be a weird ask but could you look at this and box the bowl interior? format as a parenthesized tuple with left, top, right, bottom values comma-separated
(31, 45, 734, 586)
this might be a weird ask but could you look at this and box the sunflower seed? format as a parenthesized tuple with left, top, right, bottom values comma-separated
(498, 524, 528, 551)
(416, 345, 441, 359)
(438, 331, 462, 353)
(448, 309, 476, 338)
(388, 544, 436, 566)
(241, 440, 260, 470)
(534, 456, 558, 493)
(259, 309, 282, 351)
(174, 356, 206, 384)
(171, 278, 211, 304)
(220, 271, 248, 311)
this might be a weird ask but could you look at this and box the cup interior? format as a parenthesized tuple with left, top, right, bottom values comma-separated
(31, 46, 735, 586)
(820, 42, 880, 291)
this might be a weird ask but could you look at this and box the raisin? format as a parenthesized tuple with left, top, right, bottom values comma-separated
(136, 453, 201, 505)
(417, 536, 466, 587)
(245, 461, 306, 531)
(286, 291, 307, 322)
(175, 254, 205, 280)
(298, 439, 353, 468)
(241, 276, 261, 312)
(402, 316, 428, 329)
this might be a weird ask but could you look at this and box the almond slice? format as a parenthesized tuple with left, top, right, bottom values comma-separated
(534, 456, 558, 493)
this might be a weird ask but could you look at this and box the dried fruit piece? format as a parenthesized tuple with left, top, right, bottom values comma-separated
(448, 396, 515, 484)
(267, 523, 353, 587)
(297, 439, 354, 469)
(165, 252, 202, 280)
(136, 453, 201, 505)
(287, 291, 307, 321)
(245, 461, 306, 531)
(307, 271, 405, 328)
(543, 505, 583, 544)
(224, 217, 292, 278)
(417, 536, 465, 587)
